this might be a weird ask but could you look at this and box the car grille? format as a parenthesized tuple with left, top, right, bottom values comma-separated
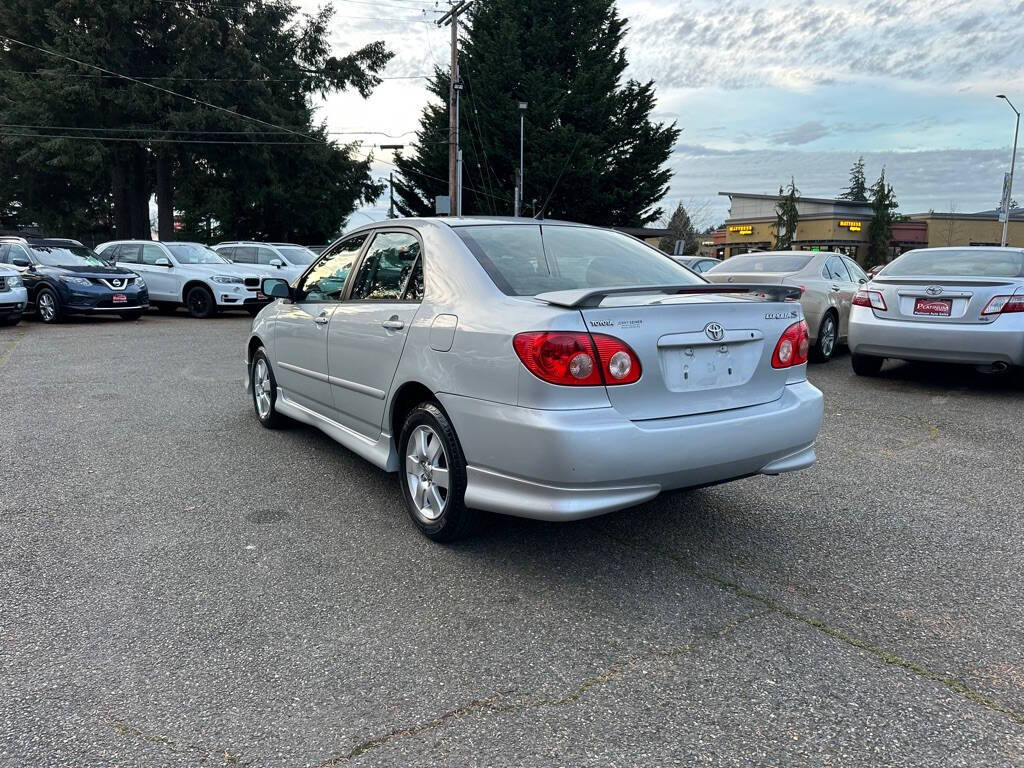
(244, 277, 261, 289)
(92, 277, 134, 290)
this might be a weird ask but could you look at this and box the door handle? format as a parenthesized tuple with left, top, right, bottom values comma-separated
(831, 285, 841, 292)
(382, 318, 405, 330)
(314, 314, 329, 325)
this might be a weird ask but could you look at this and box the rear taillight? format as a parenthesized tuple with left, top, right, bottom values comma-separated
(513, 331, 642, 386)
(771, 320, 810, 368)
(982, 295, 1024, 315)
(853, 289, 887, 311)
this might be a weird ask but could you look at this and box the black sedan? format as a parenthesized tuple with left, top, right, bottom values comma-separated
(1, 238, 149, 323)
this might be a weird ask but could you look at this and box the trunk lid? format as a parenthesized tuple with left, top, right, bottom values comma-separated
(577, 293, 799, 420)
(868, 277, 1021, 325)
(704, 272, 789, 287)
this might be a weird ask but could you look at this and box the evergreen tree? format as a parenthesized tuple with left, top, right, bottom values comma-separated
(658, 201, 698, 254)
(773, 178, 800, 249)
(0, 1, 391, 242)
(866, 168, 898, 268)
(393, 0, 679, 225)
(839, 156, 868, 202)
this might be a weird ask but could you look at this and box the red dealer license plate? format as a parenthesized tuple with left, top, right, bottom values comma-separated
(914, 298, 951, 316)
(256, 291, 267, 301)
(113, 293, 128, 304)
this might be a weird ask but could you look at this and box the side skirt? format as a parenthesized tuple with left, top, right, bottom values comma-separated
(275, 388, 398, 471)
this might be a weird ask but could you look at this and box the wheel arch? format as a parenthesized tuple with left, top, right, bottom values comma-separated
(388, 381, 438, 443)
(181, 279, 214, 302)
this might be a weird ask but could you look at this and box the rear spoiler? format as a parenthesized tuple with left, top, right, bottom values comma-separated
(534, 284, 803, 309)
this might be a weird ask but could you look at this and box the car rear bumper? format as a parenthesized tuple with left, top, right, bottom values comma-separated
(438, 380, 824, 521)
(848, 306, 1024, 366)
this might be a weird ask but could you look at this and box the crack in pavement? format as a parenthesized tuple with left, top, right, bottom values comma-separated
(316, 609, 771, 765)
(109, 715, 250, 765)
(596, 524, 1024, 727)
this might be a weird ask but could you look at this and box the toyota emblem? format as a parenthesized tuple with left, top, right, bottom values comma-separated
(925, 285, 943, 296)
(704, 322, 725, 341)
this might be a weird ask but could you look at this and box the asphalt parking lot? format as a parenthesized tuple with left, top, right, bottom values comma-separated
(2, 313, 1023, 767)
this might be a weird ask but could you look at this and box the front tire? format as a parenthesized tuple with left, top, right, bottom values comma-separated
(251, 348, 287, 429)
(399, 402, 473, 542)
(810, 311, 838, 363)
(851, 353, 884, 376)
(36, 287, 63, 324)
(185, 286, 217, 319)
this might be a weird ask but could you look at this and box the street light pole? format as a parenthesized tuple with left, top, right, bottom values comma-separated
(515, 101, 527, 217)
(998, 94, 1020, 247)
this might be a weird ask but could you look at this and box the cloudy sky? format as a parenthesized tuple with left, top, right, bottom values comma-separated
(297, 0, 1024, 229)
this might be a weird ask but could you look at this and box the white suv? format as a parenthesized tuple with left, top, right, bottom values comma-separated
(0, 265, 28, 326)
(212, 242, 317, 285)
(95, 240, 270, 318)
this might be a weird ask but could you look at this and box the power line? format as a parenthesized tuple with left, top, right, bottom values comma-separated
(0, 69, 429, 82)
(0, 131, 322, 145)
(0, 34, 322, 142)
(0, 123, 421, 138)
(145, 0, 435, 23)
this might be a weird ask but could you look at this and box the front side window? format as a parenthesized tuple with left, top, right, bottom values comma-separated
(276, 246, 316, 266)
(257, 247, 280, 266)
(456, 224, 700, 296)
(141, 244, 166, 265)
(349, 232, 422, 301)
(299, 234, 367, 302)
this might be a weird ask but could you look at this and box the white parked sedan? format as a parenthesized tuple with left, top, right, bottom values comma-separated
(246, 218, 824, 541)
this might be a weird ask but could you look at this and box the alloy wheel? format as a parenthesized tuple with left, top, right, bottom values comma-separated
(38, 292, 56, 322)
(405, 425, 450, 521)
(820, 316, 836, 357)
(253, 358, 272, 419)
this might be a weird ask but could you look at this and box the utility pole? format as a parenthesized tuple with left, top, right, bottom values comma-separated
(380, 144, 404, 219)
(997, 94, 1020, 247)
(516, 101, 527, 217)
(438, 1, 472, 217)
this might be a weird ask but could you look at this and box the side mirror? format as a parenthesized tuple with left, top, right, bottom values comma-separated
(262, 277, 290, 299)
(154, 257, 171, 267)
(12, 257, 30, 268)
(269, 258, 284, 268)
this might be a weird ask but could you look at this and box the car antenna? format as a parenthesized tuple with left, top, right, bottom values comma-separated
(534, 136, 582, 221)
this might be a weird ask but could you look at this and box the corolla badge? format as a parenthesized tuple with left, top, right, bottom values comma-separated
(926, 285, 943, 296)
(704, 322, 725, 341)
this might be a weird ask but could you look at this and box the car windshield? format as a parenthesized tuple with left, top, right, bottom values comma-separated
(455, 224, 703, 296)
(166, 243, 229, 264)
(708, 254, 813, 273)
(275, 246, 316, 265)
(880, 249, 1024, 278)
(29, 245, 107, 267)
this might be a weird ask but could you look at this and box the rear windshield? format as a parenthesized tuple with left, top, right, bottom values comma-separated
(30, 245, 106, 267)
(708, 254, 813, 274)
(880, 249, 1024, 278)
(455, 224, 702, 296)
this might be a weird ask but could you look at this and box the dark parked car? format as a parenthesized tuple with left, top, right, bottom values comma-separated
(0, 237, 149, 323)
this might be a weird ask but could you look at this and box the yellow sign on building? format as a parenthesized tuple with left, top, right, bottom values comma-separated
(839, 220, 863, 232)
(728, 224, 753, 235)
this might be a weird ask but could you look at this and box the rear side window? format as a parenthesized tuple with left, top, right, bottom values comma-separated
(824, 256, 852, 282)
(117, 244, 140, 263)
(881, 249, 1024, 278)
(233, 246, 257, 264)
(218, 246, 236, 260)
(456, 224, 700, 296)
(711, 254, 813, 274)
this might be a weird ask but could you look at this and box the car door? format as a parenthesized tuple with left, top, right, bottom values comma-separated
(273, 234, 368, 418)
(128, 243, 178, 301)
(327, 230, 424, 439)
(825, 255, 857, 335)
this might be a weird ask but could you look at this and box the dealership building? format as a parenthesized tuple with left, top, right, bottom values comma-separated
(703, 192, 1024, 263)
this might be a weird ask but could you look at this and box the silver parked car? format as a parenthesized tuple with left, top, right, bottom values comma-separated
(246, 218, 824, 541)
(848, 247, 1024, 375)
(673, 256, 721, 274)
(705, 250, 869, 362)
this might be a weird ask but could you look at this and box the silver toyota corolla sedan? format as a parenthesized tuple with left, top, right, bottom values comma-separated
(848, 246, 1024, 375)
(246, 218, 824, 540)
(704, 250, 869, 363)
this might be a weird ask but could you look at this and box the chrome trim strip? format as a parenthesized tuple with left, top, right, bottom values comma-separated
(327, 374, 386, 400)
(278, 361, 330, 383)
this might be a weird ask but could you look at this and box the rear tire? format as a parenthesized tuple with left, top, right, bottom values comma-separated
(251, 349, 287, 429)
(398, 402, 474, 542)
(851, 353, 884, 376)
(185, 286, 217, 319)
(810, 311, 838, 363)
(36, 287, 63, 323)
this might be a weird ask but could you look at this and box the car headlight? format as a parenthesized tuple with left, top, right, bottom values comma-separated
(133, 275, 146, 289)
(6, 275, 22, 289)
(211, 275, 244, 285)
(60, 276, 92, 287)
